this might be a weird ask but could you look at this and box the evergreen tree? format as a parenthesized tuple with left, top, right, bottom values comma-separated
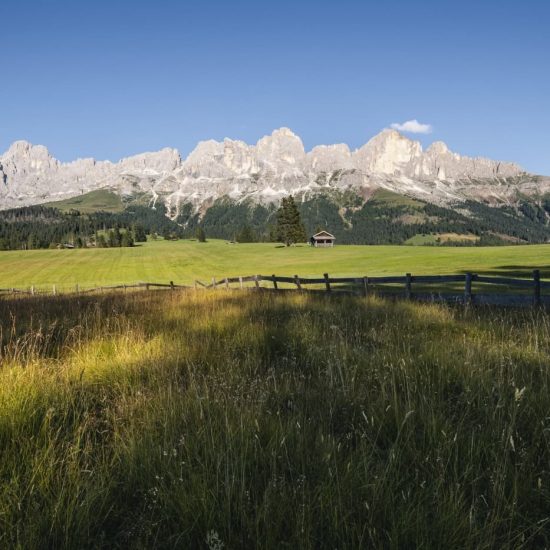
(195, 227, 207, 242)
(121, 231, 134, 247)
(275, 196, 307, 246)
(96, 234, 107, 248)
(27, 233, 37, 250)
(133, 224, 147, 242)
(114, 227, 122, 246)
(236, 225, 255, 243)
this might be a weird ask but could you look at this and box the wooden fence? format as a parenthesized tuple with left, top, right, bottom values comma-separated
(0, 281, 190, 296)
(0, 270, 548, 306)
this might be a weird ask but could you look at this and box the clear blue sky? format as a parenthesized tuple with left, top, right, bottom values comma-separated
(1, 0, 549, 174)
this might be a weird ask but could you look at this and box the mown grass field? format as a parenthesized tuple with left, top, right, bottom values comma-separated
(1, 239, 549, 291)
(1, 290, 550, 548)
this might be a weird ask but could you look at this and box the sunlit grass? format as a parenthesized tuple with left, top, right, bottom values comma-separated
(1, 290, 549, 547)
(1, 238, 550, 290)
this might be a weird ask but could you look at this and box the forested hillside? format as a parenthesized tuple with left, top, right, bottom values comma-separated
(0, 204, 183, 250)
(176, 190, 550, 245)
(3, 190, 550, 250)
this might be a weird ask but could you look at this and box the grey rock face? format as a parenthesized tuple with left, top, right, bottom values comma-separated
(0, 128, 545, 214)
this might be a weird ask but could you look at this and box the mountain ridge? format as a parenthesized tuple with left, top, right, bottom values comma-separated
(1, 128, 547, 216)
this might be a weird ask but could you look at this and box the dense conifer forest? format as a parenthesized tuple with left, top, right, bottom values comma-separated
(176, 192, 550, 245)
(1, 191, 550, 250)
(0, 204, 182, 250)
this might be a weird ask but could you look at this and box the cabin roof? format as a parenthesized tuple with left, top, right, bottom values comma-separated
(312, 231, 335, 239)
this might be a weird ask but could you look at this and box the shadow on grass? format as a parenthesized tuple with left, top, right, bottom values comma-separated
(2, 289, 550, 547)
(458, 265, 550, 279)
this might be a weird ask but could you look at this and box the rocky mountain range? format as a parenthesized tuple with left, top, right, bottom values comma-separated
(1, 128, 548, 216)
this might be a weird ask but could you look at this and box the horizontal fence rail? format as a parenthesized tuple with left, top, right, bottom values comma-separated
(0, 270, 548, 307)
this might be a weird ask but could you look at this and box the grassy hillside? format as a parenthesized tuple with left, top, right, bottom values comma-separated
(44, 189, 125, 213)
(405, 232, 480, 245)
(0, 239, 549, 291)
(369, 188, 425, 209)
(1, 290, 549, 547)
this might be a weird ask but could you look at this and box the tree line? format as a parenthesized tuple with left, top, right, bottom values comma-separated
(0, 205, 169, 250)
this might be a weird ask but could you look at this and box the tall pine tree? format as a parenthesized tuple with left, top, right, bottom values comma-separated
(275, 196, 307, 246)
(195, 227, 207, 242)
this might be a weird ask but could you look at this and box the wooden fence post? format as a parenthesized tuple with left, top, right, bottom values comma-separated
(533, 269, 541, 307)
(31, 285, 35, 295)
(405, 273, 412, 300)
(170, 280, 175, 290)
(239, 276, 243, 290)
(324, 273, 331, 292)
(254, 275, 260, 289)
(363, 276, 369, 297)
(464, 273, 472, 305)
(211, 277, 216, 289)
(272, 275, 278, 290)
(225, 278, 229, 290)
(52, 284, 56, 296)
(294, 275, 302, 291)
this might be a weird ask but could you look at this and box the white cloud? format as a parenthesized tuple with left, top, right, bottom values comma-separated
(391, 119, 433, 134)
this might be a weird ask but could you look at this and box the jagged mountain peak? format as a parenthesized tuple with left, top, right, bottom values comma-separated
(255, 128, 306, 169)
(308, 144, 353, 172)
(426, 141, 450, 155)
(370, 127, 413, 142)
(268, 127, 300, 138)
(185, 140, 224, 162)
(5, 140, 53, 160)
(256, 127, 305, 149)
(0, 127, 540, 213)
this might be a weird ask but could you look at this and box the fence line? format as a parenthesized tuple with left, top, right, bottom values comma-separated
(0, 270, 547, 306)
(202, 270, 547, 307)
(0, 281, 190, 296)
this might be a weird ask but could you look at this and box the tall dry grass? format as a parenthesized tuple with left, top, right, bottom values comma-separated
(0, 290, 549, 548)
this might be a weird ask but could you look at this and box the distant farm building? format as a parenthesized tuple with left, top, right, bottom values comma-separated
(310, 231, 335, 248)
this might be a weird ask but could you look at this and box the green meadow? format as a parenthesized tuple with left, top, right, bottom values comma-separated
(1, 239, 549, 290)
(2, 241, 550, 546)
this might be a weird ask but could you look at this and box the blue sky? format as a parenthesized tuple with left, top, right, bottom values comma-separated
(1, 0, 549, 174)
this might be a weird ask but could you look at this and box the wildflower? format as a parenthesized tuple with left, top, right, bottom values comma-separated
(206, 530, 224, 550)
(514, 387, 526, 403)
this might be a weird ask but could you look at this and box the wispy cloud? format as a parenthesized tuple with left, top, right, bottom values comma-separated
(391, 119, 433, 134)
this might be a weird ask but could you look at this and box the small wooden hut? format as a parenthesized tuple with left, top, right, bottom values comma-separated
(310, 231, 335, 248)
